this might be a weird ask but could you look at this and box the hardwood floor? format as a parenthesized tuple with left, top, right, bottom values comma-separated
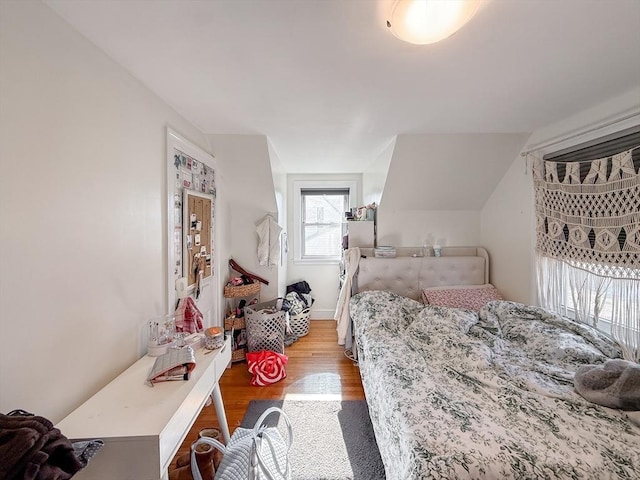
(172, 320, 364, 466)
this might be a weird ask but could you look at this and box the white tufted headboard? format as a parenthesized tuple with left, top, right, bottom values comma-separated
(354, 247, 489, 301)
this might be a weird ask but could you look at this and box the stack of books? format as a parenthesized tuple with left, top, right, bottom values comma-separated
(374, 246, 396, 258)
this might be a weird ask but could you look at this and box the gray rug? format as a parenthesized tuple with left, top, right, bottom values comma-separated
(241, 399, 385, 480)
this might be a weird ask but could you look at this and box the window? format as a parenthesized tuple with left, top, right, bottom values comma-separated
(557, 267, 619, 336)
(301, 188, 349, 259)
(534, 126, 640, 361)
(292, 179, 358, 264)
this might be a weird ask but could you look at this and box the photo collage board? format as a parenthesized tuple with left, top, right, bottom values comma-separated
(171, 148, 216, 292)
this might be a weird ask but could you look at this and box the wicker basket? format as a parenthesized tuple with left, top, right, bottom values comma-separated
(224, 316, 247, 362)
(224, 316, 245, 331)
(224, 281, 260, 298)
(231, 347, 246, 362)
(245, 300, 286, 354)
(290, 308, 311, 337)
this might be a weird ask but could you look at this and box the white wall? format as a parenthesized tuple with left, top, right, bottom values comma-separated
(362, 138, 395, 206)
(378, 210, 481, 247)
(481, 87, 640, 304)
(268, 141, 288, 298)
(209, 134, 279, 302)
(524, 87, 640, 157)
(377, 134, 528, 248)
(287, 174, 362, 319)
(0, 1, 219, 422)
(480, 159, 535, 302)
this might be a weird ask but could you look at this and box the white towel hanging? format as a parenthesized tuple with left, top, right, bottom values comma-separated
(256, 214, 283, 267)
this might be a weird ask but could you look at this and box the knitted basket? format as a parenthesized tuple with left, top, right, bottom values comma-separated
(289, 309, 311, 337)
(223, 281, 260, 298)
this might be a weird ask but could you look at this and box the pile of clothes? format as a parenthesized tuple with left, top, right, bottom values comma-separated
(283, 280, 313, 316)
(0, 409, 103, 480)
(282, 281, 313, 346)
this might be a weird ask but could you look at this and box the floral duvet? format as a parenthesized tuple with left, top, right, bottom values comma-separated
(350, 291, 640, 480)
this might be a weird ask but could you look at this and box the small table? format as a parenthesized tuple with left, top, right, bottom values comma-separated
(56, 337, 231, 480)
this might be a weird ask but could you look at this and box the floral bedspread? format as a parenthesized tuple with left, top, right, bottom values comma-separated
(350, 291, 640, 480)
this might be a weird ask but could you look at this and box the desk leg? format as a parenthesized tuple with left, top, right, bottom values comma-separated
(211, 383, 231, 443)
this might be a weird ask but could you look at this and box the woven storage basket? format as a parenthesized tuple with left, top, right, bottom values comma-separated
(289, 308, 311, 337)
(224, 317, 247, 362)
(223, 281, 260, 298)
(245, 300, 286, 354)
(224, 316, 245, 331)
(231, 347, 246, 362)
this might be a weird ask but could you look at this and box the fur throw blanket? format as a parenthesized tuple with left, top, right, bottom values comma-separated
(574, 359, 640, 411)
(0, 411, 84, 480)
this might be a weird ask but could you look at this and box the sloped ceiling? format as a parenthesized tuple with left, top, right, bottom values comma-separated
(43, 0, 640, 174)
(382, 134, 529, 210)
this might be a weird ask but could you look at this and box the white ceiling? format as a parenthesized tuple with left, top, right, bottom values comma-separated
(44, 0, 640, 173)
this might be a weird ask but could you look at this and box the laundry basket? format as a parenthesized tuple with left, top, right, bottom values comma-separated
(245, 300, 286, 354)
(289, 308, 311, 337)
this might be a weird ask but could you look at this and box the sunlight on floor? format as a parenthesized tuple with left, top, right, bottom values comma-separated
(277, 395, 357, 478)
(285, 372, 343, 401)
(284, 393, 343, 401)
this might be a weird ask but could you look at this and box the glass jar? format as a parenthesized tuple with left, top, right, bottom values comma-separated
(147, 314, 176, 356)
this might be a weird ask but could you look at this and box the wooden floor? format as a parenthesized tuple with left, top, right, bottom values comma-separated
(172, 320, 364, 466)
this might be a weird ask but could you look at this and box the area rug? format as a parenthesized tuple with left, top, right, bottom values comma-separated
(240, 399, 385, 480)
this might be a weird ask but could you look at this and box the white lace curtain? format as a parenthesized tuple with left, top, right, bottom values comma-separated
(533, 147, 640, 362)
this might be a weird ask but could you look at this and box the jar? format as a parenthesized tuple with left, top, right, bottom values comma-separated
(147, 314, 176, 356)
(204, 326, 224, 350)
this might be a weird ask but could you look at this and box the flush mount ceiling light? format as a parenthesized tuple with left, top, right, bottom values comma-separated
(386, 0, 480, 45)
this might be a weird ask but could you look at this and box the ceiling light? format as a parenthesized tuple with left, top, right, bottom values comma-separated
(386, 0, 480, 45)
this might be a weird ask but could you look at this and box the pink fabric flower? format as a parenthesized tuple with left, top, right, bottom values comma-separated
(246, 350, 288, 386)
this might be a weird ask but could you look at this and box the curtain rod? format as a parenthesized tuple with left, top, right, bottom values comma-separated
(521, 110, 640, 158)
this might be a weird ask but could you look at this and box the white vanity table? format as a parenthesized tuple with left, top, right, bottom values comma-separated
(56, 337, 231, 480)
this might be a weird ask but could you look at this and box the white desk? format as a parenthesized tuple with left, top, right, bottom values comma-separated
(56, 337, 231, 480)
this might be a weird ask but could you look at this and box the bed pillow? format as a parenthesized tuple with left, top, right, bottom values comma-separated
(422, 284, 503, 311)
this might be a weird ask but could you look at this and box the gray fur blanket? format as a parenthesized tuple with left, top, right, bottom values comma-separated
(574, 359, 640, 410)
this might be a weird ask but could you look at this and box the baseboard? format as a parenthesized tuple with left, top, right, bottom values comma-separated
(310, 309, 334, 320)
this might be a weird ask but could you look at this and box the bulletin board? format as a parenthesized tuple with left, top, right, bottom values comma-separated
(183, 190, 213, 287)
(166, 128, 217, 314)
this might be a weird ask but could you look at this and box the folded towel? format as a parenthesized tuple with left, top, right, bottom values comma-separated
(574, 359, 640, 411)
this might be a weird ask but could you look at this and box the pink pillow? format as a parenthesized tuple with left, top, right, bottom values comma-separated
(422, 284, 503, 311)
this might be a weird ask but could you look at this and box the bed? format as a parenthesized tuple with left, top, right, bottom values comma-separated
(350, 248, 640, 479)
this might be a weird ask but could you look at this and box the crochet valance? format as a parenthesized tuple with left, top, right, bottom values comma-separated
(533, 147, 640, 278)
